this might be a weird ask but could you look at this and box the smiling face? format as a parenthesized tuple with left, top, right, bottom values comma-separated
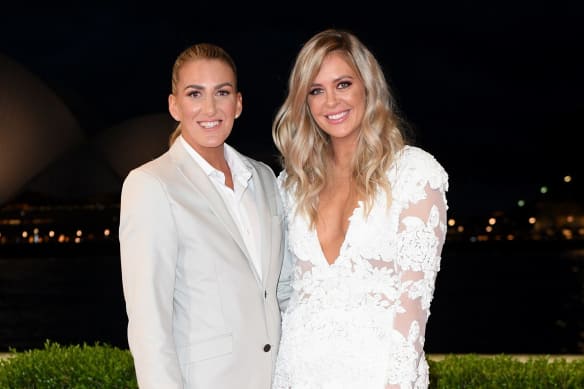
(168, 58, 242, 157)
(307, 51, 366, 147)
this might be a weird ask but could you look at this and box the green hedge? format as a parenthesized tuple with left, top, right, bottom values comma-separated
(0, 341, 137, 389)
(428, 354, 584, 388)
(1, 341, 583, 388)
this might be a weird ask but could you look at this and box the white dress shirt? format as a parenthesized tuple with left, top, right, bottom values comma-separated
(179, 136, 262, 279)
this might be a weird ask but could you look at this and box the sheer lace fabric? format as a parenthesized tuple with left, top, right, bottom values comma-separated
(273, 146, 448, 389)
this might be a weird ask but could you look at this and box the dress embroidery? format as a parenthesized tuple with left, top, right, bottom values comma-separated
(274, 146, 449, 389)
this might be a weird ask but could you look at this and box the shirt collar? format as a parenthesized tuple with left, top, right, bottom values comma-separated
(179, 135, 252, 186)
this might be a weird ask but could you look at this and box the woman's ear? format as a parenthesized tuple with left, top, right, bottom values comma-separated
(235, 91, 243, 119)
(168, 94, 180, 121)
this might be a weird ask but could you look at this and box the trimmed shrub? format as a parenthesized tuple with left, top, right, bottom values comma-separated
(1, 342, 583, 388)
(428, 354, 584, 388)
(0, 340, 137, 389)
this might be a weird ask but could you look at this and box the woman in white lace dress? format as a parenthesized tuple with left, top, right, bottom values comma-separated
(272, 29, 448, 389)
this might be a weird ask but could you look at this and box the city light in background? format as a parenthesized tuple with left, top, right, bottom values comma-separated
(1, 173, 582, 245)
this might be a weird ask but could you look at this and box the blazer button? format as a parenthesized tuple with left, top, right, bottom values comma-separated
(263, 344, 271, 352)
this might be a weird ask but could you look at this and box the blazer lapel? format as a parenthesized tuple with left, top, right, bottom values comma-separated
(169, 141, 251, 260)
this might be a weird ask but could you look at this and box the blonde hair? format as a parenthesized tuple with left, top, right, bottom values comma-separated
(272, 29, 407, 227)
(168, 43, 238, 147)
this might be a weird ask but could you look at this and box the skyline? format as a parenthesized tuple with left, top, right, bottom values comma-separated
(1, 2, 582, 219)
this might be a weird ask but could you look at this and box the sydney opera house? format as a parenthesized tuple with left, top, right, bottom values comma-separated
(0, 52, 177, 246)
(0, 52, 583, 246)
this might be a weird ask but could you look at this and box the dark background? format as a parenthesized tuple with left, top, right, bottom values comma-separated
(1, 1, 584, 356)
(1, 1, 583, 219)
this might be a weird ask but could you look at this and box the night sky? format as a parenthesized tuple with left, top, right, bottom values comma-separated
(1, 1, 582, 219)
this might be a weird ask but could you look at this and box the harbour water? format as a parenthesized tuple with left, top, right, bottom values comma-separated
(1, 240, 583, 355)
(426, 240, 584, 354)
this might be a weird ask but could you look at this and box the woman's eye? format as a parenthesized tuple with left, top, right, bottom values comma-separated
(309, 88, 323, 95)
(338, 81, 352, 89)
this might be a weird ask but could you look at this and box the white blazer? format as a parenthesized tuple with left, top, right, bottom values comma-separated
(119, 140, 286, 389)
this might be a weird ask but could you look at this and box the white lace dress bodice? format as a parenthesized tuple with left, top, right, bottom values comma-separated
(273, 146, 449, 389)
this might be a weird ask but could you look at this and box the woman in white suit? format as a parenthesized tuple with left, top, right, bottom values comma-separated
(119, 43, 288, 389)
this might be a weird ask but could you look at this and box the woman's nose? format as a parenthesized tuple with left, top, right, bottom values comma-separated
(202, 96, 217, 115)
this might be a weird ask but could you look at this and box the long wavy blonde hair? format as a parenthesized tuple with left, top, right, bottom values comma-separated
(168, 43, 238, 147)
(272, 29, 408, 227)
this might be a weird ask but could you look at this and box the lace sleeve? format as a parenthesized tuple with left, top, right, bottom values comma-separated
(386, 153, 448, 388)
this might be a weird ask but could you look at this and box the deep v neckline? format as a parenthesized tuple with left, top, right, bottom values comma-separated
(314, 201, 362, 266)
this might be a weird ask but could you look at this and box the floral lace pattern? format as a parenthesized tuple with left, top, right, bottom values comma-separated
(274, 146, 448, 389)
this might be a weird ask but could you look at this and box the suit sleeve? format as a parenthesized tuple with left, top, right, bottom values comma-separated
(277, 235, 294, 313)
(275, 170, 294, 313)
(119, 169, 182, 389)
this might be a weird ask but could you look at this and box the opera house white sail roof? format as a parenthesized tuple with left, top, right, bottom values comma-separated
(0, 53, 175, 205)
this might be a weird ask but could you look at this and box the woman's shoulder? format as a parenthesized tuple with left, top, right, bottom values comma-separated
(124, 149, 172, 181)
(390, 145, 449, 191)
(395, 145, 440, 165)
